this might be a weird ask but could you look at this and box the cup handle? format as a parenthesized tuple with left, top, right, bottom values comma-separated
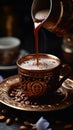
(58, 64, 72, 88)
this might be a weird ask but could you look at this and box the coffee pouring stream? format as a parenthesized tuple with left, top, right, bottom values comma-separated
(31, 0, 73, 36)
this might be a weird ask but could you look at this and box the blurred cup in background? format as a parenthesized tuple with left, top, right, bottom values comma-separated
(0, 37, 21, 65)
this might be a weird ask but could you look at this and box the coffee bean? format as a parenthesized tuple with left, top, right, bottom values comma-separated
(10, 93, 14, 97)
(20, 125, 28, 130)
(24, 121, 31, 126)
(0, 115, 6, 122)
(64, 124, 73, 129)
(25, 101, 30, 105)
(1, 109, 7, 115)
(6, 118, 12, 125)
(14, 117, 19, 122)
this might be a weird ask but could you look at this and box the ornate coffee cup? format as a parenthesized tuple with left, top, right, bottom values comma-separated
(17, 53, 71, 97)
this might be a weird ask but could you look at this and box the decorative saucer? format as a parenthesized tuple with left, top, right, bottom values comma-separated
(0, 75, 73, 112)
(62, 78, 73, 90)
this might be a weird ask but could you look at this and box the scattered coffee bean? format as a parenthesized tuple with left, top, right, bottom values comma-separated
(0, 115, 6, 122)
(14, 117, 19, 122)
(20, 125, 28, 130)
(25, 101, 30, 105)
(64, 124, 73, 129)
(6, 118, 12, 125)
(24, 121, 31, 126)
(1, 109, 7, 115)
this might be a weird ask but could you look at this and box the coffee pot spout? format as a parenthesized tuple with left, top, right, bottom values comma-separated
(31, 0, 73, 36)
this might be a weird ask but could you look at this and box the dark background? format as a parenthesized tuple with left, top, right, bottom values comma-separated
(0, 1, 73, 130)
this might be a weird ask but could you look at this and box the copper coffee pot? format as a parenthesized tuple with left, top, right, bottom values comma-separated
(31, 0, 73, 36)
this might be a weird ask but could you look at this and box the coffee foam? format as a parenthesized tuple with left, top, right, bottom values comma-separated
(20, 57, 59, 70)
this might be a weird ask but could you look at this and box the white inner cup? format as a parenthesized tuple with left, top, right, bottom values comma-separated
(0, 37, 21, 49)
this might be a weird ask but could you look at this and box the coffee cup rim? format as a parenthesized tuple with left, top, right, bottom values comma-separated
(17, 53, 61, 71)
